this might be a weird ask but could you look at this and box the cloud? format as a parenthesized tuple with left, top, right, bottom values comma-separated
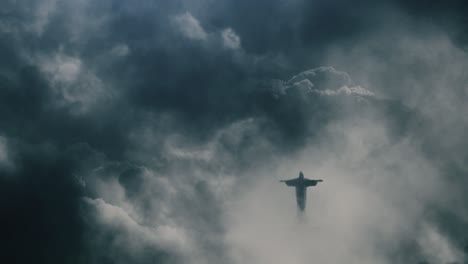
(111, 44, 130, 57)
(37, 51, 109, 114)
(24, 0, 59, 35)
(0, 136, 13, 172)
(72, 116, 278, 263)
(2, 1, 468, 264)
(172, 13, 242, 52)
(82, 197, 192, 252)
(0, 137, 7, 163)
(278, 66, 374, 97)
(41, 53, 81, 83)
(288, 66, 353, 85)
(222, 28, 241, 50)
(418, 223, 465, 263)
(270, 66, 374, 102)
(312, 85, 375, 97)
(224, 114, 463, 264)
(172, 12, 208, 41)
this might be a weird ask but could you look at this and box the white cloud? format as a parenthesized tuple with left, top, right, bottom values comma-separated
(311, 85, 375, 97)
(222, 66, 461, 264)
(0, 137, 8, 164)
(275, 67, 374, 98)
(82, 197, 193, 253)
(418, 223, 465, 263)
(222, 28, 241, 50)
(225, 117, 449, 264)
(337, 85, 374, 96)
(173, 12, 207, 41)
(172, 13, 242, 52)
(291, 79, 314, 92)
(38, 52, 109, 114)
(47, 56, 82, 83)
(287, 66, 352, 85)
(0, 136, 13, 171)
(325, 27, 468, 163)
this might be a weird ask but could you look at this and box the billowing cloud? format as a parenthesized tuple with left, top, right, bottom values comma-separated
(37, 51, 110, 114)
(224, 115, 464, 264)
(273, 66, 374, 98)
(81, 197, 192, 262)
(173, 12, 208, 41)
(222, 28, 241, 50)
(418, 223, 465, 263)
(1, 0, 468, 264)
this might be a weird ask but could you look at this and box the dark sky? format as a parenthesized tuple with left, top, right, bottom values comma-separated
(1, 0, 468, 263)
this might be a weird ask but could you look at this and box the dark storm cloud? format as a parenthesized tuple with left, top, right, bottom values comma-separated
(1, 0, 468, 263)
(393, 0, 468, 45)
(0, 140, 83, 263)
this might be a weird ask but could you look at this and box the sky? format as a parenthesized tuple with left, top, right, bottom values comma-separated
(1, 0, 468, 263)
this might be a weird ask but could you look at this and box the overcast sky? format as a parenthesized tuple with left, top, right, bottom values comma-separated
(1, 1, 468, 263)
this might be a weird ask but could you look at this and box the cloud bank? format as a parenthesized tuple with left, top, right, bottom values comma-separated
(1, 0, 468, 263)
